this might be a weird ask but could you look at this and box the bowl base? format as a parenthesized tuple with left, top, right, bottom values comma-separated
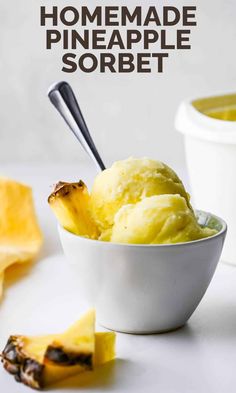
(98, 322, 186, 335)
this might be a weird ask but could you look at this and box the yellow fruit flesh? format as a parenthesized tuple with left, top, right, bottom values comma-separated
(22, 332, 116, 367)
(0, 178, 42, 299)
(50, 308, 95, 354)
(45, 332, 116, 385)
(0, 177, 42, 248)
(20, 331, 116, 386)
(94, 332, 116, 367)
(13, 333, 115, 387)
(43, 363, 86, 386)
(19, 309, 95, 366)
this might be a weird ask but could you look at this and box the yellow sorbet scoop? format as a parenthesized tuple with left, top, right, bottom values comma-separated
(111, 194, 216, 245)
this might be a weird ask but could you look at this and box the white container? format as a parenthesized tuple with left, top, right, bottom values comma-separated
(59, 211, 226, 334)
(176, 93, 236, 265)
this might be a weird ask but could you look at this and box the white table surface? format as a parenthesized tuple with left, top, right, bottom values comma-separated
(0, 163, 236, 393)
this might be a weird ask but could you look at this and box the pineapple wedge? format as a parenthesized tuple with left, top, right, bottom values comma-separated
(1, 310, 116, 390)
(48, 181, 99, 239)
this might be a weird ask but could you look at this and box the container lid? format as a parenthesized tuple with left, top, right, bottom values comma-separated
(175, 93, 236, 144)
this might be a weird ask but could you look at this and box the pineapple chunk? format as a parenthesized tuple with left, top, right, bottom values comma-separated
(94, 332, 116, 367)
(48, 181, 99, 239)
(1, 310, 116, 390)
(0, 178, 42, 299)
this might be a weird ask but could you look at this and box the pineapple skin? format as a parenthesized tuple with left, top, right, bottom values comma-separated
(45, 345, 93, 367)
(1, 335, 44, 390)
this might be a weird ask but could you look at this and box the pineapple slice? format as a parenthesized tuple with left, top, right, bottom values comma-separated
(48, 181, 99, 239)
(1, 310, 116, 390)
(0, 178, 42, 299)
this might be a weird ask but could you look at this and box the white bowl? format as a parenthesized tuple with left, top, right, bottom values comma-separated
(59, 211, 227, 334)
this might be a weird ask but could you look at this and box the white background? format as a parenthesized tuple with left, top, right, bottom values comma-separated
(0, 0, 236, 168)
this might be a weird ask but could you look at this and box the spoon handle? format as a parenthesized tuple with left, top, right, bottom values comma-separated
(48, 81, 106, 171)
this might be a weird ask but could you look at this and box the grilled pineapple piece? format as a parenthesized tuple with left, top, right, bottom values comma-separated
(48, 181, 99, 239)
(1, 310, 116, 390)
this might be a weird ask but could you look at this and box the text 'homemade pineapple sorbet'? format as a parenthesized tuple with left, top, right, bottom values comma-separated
(49, 158, 217, 244)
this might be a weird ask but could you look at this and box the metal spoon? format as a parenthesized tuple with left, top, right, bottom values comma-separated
(48, 81, 106, 171)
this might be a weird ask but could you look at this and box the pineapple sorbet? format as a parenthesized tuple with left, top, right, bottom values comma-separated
(49, 157, 217, 244)
(111, 194, 215, 244)
(90, 157, 216, 243)
(90, 158, 191, 231)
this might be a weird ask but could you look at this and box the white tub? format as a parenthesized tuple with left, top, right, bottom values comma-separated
(175, 93, 236, 265)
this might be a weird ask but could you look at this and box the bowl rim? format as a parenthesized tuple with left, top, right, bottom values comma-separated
(58, 209, 227, 249)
